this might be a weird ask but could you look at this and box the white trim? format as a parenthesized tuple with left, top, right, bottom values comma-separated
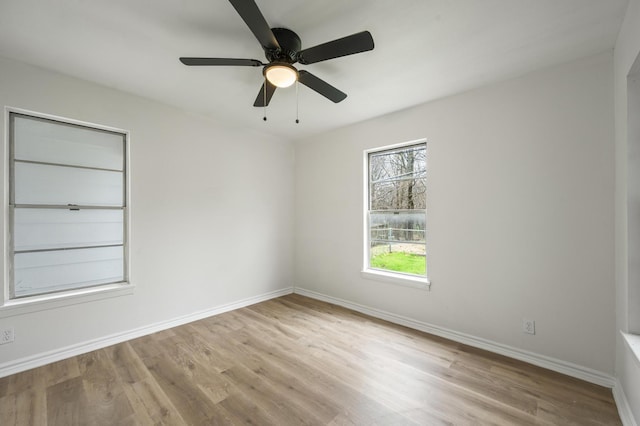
(613, 379, 639, 426)
(293, 287, 616, 388)
(0, 282, 134, 318)
(363, 138, 429, 155)
(3, 107, 11, 306)
(361, 269, 430, 289)
(0, 286, 293, 378)
(623, 332, 640, 368)
(5, 106, 129, 134)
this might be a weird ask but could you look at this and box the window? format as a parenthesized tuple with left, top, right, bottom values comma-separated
(364, 141, 428, 287)
(7, 111, 128, 300)
(628, 58, 640, 335)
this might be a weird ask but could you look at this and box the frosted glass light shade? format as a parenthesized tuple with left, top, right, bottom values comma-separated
(265, 64, 298, 88)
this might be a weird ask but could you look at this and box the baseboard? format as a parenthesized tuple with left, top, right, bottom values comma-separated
(0, 287, 294, 378)
(614, 379, 639, 426)
(294, 287, 616, 388)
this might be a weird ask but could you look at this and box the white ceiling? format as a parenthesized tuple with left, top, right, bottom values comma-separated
(0, 0, 629, 141)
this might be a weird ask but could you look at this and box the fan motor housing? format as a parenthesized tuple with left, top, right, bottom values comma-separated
(267, 28, 302, 63)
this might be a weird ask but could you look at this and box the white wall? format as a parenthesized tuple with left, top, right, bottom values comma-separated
(0, 55, 294, 367)
(615, 0, 640, 422)
(294, 51, 615, 375)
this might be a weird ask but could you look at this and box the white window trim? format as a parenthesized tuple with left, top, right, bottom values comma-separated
(1, 107, 133, 317)
(622, 331, 640, 367)
(0, 284, 134, 318)
(360, 269, 430, 290)
(362, 138, 430, 290)
(623, 55, 640, 362)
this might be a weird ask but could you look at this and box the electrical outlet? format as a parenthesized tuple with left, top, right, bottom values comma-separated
(1, 327, 15, 344)
(522, 319, 535, 335)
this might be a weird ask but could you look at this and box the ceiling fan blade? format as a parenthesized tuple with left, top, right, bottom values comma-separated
(297, 31, 374, 65)
(180, 57, 263, 66)
(253, 80, 277, 107)
(298, 70, 347, 103)
(228, 0, 280, 51)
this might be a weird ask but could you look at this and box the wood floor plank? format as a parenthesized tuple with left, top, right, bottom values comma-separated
(42, 357, 81, 390)
(0, 366, 46, 399)
(103, 342, 151, 385)
(77, 350, 135, 425)
(217, 391, 281, 425)
(0, 294, 622, 425)
(136, 333, 235, 405)
(120, 378, 187, 425)
(138, 354, 229, 425)
(0, 389, 47, 425)
(221, 365, 328, 425)
(103, 342, 187, 425)
(46, 377, 90, 426)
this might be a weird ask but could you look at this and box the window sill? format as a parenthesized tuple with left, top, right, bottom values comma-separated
(0, 282, 134, 318)
(361, 269, 430, 290)
(622, 331, 640, 368)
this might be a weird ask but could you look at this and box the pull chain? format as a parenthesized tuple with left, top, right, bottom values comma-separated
(295, 80, 300, 124)
(263, 77, 267, 121)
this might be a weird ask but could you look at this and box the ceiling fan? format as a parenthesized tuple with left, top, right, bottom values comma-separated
(179, 0, 375, 109)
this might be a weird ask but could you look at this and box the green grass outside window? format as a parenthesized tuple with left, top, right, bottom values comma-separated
(370, 252, 426, 276)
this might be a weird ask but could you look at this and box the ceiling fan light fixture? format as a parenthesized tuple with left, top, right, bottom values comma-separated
(264, 63, 298, 88)
(180, 0, 375, 109)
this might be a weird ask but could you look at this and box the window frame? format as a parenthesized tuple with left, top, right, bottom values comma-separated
(362, 139, 430, 290)
(1, 107, 133, 316)
(625, 53, 640, 363)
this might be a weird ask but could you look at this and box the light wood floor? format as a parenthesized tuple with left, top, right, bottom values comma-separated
(0, 294, 621, 425)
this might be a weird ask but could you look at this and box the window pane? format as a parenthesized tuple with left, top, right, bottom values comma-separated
(370, 210, 425, 244)
(370, 242, 426, 276)
(369, 145, 426, 210)
(13, 115, 124, 170)
(369, 211, 426, 276)
(370, 179, 426, 210)
(14, 246, 124, 298)
(14, 162, 123, 206)
(14, 208, 123, 251)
